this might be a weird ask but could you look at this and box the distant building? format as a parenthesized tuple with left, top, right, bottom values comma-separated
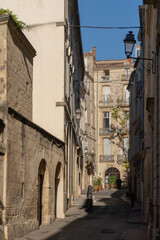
(93, 47, 134, 187)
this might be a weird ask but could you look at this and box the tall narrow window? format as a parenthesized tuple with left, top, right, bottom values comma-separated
(124, 85, 129, 102)
(104, 70, 109, 76)
(103, 86, 110, 103)
(125, 68, 130, 76)
(103, 112, 111, 128)
(104, 138, 111, 155)
(123, 137, 129, 156)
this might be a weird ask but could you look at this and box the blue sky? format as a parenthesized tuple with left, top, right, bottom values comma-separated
(78, 0, 142, 60)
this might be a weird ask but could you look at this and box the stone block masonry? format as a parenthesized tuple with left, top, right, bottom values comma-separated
(4, 107, 64, 240)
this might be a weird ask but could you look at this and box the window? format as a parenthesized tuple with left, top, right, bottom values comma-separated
(123, 137, 129, 156)
(103, 112, 111, 128)
(103, 86, 110, 103)
(104, 70, 109, 76)
(104, 138, 111, 155)
(124, 85, 130, 101)
(124, 111, 129, 129)
(125, 68, 130, 76)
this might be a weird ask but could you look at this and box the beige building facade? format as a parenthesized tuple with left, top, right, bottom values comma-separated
(0, 15, 65, 240)
(93, 47, 134, 187)
(1, 0, 84, 203)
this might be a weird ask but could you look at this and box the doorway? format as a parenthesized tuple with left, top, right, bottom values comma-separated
(55, 162, 64, 218)
(37, 159, 49, 225)
(105, 167, 120, 186)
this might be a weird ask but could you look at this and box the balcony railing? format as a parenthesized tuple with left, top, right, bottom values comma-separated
(100, 155, 114, 162)
(100, 76, 111, 82)
(99, 99, 113, 107)
(117, 155, 127, 164)
(121, 74, 130, 81)
(99, 127, 114, 135)
(117, 98, 129, 107)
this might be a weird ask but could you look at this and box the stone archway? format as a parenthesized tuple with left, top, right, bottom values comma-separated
(37, 159, 50, 225)
(105, 167, 120, 185)
(55, 162, 64, 218)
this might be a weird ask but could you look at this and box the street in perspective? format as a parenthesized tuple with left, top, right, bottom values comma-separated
(0, 0, 159, 240)
(15, 188, 148, 240)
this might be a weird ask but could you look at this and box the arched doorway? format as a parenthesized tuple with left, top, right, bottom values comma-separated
(105, 167, 120, 185)
(37, 159, 49, 225)
(55, 162, 64, 218)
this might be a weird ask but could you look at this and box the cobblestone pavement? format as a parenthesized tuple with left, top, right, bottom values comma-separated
(16, 188, 148, 240)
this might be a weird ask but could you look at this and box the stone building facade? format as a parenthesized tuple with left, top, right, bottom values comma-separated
(128, 50, 144, 207)
(128, 1, 160, 239)
(93, 47, 134, 187)
(80, 51, 96, 190)
(1, 0, 84, 204)
(0, 15, 65, 240)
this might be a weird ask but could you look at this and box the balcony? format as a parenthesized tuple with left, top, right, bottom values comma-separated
(117, 98, 129, 107)
(117, 155, 127, 164)
(121, 74, 130, 81)
(99, 99, 113, 107)
(100, 76, 111, 82)
(99, 127, 114, 135)
(100, 155, 114, 162)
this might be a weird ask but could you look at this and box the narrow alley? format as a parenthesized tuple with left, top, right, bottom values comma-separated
(15, 189, 148, 240)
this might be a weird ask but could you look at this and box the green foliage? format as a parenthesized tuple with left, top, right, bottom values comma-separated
(93, 176, 102, 186)
(122, 159, 129, 169)
(0, 9, 27, 30)
(96, 177, 102, 185)
(109, 175, 117, 184)
(93, 179, 98, 186)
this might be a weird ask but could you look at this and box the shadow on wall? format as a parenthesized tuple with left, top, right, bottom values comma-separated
(0, 200, 4, 239)
(0, 200, 4, 225)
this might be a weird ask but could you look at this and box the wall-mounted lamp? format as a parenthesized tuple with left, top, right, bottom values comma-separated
(123, 31, 156, 74)
(76, 108, 82, 121)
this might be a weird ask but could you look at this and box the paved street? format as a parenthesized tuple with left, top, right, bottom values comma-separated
(16, 188, 148, 240)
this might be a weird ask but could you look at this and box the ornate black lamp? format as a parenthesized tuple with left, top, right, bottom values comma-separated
(123, 31, 156, 73)
(124, 31, 136, 58)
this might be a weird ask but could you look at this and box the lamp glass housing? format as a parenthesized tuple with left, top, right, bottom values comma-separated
(76, 108, 81, 121)
(124, 31, 136, 57)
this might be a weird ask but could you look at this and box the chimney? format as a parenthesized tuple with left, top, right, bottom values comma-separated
(93, 46, 96, 65)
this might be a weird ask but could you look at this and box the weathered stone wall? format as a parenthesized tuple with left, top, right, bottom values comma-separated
(7, 18, 35, 121)
(6, 109, 64, 239)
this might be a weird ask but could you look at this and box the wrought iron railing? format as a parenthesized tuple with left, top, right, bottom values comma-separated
(117, 98, 129, 107)
(99, 127, 114, 135)
(117, 155, 127, 164)
(100, 155, 114, 162)
(100, 76, 111, 82)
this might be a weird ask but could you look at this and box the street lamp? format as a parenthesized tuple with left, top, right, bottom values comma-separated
(76, 108, 81, 121)
(124, 31, 136, 58)
(123, 31, 156, 74)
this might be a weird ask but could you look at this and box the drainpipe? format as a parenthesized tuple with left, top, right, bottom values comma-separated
(156, 31, 159, 231)
(141, 7, 145, 213)
(69, 14, 74, 199)
(69, 74, 73, 197)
